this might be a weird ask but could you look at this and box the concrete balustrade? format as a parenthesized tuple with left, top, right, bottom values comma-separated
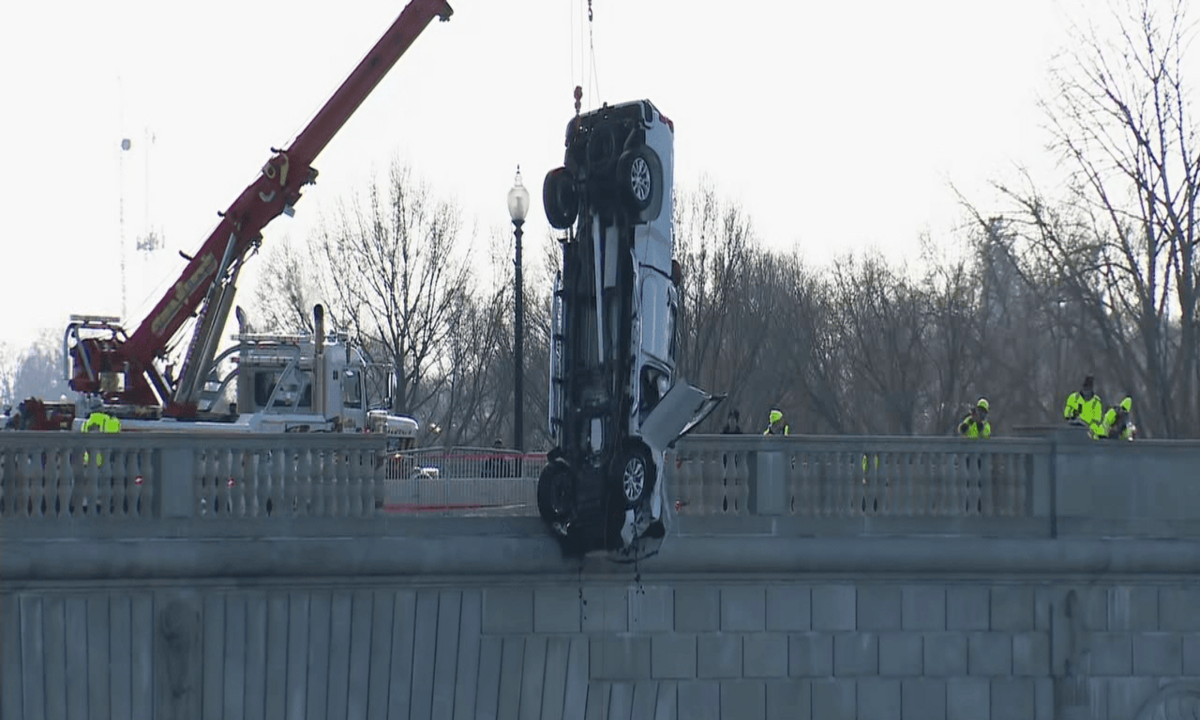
(3, 429, 1199, 535)
(669, 432, 1200, 540)
(671, 437, 1045, 519)
(0, 433, 390, 521)
(3, 429, 1200, 720)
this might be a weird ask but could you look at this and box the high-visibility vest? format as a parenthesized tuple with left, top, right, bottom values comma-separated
(958, 415, 991, 439)
(763, 422, 789, 436)
(83, 412, 108, 433)
(1064, 392, 1103, 426)
(1101, 407, 1135, 441)
(82, 412, 120, 466)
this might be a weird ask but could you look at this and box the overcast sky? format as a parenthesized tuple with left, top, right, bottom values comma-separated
(2, 0, 1087, 352)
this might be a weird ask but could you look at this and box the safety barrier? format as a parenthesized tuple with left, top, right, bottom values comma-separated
(670, 437, 1041, 518)
(3, 431, 1199, 536)
(0, 437, 155, 519)
(0, 436, 550, 521)
(193, 441, 383, 519)
(381, 447, 545, 515)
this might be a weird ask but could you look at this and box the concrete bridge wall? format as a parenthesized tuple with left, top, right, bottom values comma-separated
(3, 431, 1200, 720)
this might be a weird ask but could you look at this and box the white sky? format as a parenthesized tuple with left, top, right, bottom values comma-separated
(2, 0, 1082, 352)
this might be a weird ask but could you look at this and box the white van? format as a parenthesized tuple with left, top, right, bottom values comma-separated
(539, 99, 722, 555)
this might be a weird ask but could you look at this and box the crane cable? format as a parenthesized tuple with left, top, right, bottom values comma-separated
(568, 0, 600, 113)
(587, 0, 600, 107)
(568, 0, 575, 98)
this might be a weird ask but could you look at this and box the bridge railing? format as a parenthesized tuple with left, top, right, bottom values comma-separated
(670, 435, 1044, 516)
(0, 433, 393, 521)
(381, 447, 544, 514)
(0, 434, 552, 522)
(0, 434, 158, 520)
(2, 429, 1199, 537)
(668, 431, 1200, 538)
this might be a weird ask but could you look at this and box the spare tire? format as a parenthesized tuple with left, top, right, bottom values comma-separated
(543, 167, 578, 230)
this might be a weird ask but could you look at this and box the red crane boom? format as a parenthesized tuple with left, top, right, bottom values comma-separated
(68, 0, 453, 417)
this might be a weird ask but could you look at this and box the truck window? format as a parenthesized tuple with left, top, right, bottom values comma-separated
(254, 371, 278, 408)
(253, 369, 313, 409)
(639, 365, 668, 420)
(342, 370, 362, 409)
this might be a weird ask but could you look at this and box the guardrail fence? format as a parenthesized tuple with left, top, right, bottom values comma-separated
(670, 439, 1040, 518)
(2, 430, 1198, 536)
(381, 447, 543, 514)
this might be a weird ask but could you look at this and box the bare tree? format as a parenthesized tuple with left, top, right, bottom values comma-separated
(249, 240, 318, 333)
(915, 233, 989, 434)
(424, 286, 511, 447)
(829, 253, 930, 434)
(310, 157, 473, 419)
(982, 0, 1200, 436)
(673, 179, 776, 428)
(771, 254, 853, 434)
(2, 332, 71, 406)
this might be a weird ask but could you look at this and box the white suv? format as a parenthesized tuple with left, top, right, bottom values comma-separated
(538, 99, 721, 556)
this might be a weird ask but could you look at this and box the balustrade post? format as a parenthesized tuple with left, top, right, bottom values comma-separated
(751, 450, 787, 516)
(371, 451, 386, 514)
(159, 445, 195, 518)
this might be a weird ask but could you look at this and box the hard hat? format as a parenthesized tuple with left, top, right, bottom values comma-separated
(977, 398, 989, 411)
(1120, 396, 1132, 412)
(769, 409, 783, 424)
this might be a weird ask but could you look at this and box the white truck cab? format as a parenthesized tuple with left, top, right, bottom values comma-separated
(540, 99, 722, 556)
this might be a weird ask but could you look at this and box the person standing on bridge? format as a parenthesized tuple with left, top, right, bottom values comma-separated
(484, 438, 510, 478)
(957, 398, 991, 439)
(763, 409, 789, 436)
(1064, 374, 1104, 437)
(81, 409, 121, 467)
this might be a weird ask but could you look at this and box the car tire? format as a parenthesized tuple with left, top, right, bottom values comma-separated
(587, 125, 618, 175)
(617, 149, 655, 213)
(613, 443, 655, 509)
(537, 460, 574, 523)
(543, 167, 578, 230)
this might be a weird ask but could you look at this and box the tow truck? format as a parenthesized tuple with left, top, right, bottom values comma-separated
(8, 0, 452, 444)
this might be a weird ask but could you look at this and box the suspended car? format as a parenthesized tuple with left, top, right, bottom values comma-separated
(539, 100, 722, 558)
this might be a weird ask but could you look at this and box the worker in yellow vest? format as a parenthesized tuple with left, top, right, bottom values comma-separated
(81, 410, 121, 466)
(1063, 375, 1104, 437)
(763, 408, 789, 436)
(958, 398, 992, 439)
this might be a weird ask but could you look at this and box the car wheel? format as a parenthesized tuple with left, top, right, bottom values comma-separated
(543, 167, 578, 230)
(537, 461, 574, 523)
(614, 444, 655, 508)
(617, 149, 654, 213)
(587, 125, 618, 174)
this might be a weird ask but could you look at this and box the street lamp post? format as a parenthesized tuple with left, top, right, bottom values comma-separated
(507, 166, 530, 452)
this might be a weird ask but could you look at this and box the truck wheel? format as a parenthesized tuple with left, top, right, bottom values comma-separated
(543, 167, 578, 230)
(537, 460, 574, 523)
(614, 444, 655, 508)
(617, 149, 654, 213)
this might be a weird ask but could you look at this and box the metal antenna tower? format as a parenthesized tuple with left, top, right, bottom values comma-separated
(119, 74, 130, 322)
